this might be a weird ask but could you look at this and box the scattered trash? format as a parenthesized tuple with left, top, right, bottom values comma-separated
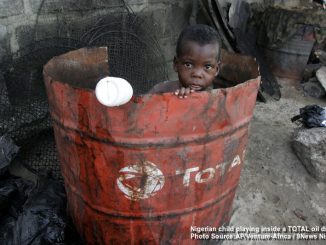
(0, 135, 20, 175)
(12, 176, 67, 245)
(293, 209, 307, 221)
(0, 135, 83, 245)
(291, 105, 326, 128)
(0, 176, 34, 245)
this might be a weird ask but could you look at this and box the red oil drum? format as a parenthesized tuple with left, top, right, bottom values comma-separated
(43, 47, 260, 244)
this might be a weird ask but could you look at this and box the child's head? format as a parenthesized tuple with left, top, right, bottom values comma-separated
(174, 24, 221, 91)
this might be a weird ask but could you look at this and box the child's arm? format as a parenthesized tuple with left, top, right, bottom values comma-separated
(149, 81, 212, 98)
(149, 81, 197, 98)
(148, 81, 179, 94)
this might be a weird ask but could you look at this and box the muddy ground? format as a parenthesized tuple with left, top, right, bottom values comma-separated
(225, 79, 326, 245)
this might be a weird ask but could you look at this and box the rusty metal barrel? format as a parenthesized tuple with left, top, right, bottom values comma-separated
(261, 28, 315, 81)
(43, 47, 260, 244)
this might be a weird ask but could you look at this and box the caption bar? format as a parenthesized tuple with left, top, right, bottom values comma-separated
(190, 226, 326, 241)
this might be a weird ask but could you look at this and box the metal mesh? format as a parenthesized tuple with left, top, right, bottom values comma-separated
(0, 0, 168, 180)
(15, 129, 62, 180)
(80, 13, 167, 94)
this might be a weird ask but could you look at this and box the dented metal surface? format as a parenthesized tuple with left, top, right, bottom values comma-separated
(43, 47, 260, 244)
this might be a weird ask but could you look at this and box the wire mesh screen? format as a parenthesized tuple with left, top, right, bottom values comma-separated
(80, 13, 167, 94)
(0, 0, 168, 180)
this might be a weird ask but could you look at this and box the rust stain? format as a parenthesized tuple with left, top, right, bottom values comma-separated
(43, 47, 260, 244)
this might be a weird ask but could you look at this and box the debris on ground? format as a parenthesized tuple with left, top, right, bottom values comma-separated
(292, 127, 326, 182)
(0, 135, 83, 245)
(302, 78, 326, 98)
(291, 104, 326, 128)
(0, 135, 20, 175)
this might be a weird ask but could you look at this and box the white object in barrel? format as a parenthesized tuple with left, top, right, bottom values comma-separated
(95, 77, 133, 107)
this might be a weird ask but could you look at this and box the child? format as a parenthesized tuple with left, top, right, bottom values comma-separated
(149, 24, 222, 98)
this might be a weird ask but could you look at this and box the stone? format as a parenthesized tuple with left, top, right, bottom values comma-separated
(302, 77, 326, 98)
(29, 0, 123, 14)
(15, 25, 35, 48)
(148, 0, 173, 3)
(302, 63, 322, 82)
(316, 66, 326, 92)
(273, 0, 301, 8)
(292, 127, 326, 182)
(0, 0, 23, 18)
(0, 47, 7, 65)
(0, 25, 7, 42)
(0, 25, 9, 64)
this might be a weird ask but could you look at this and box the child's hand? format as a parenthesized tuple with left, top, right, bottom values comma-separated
(174, 87, 195, 99)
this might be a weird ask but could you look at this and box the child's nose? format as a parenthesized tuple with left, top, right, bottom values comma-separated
(191, 68, 203, 78)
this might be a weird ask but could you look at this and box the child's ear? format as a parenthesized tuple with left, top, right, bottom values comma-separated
(215, 61, 221, 76)
(173, 56, 178, 72)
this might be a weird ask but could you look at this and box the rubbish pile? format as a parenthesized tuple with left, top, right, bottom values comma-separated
(291, 105, 326, 128)
(0, 135, 82, 245)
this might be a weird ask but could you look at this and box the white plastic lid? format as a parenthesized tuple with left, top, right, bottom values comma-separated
(95, 77, 133, 107)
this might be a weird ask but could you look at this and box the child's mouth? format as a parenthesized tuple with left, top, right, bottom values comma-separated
(189, 84, 202, 91)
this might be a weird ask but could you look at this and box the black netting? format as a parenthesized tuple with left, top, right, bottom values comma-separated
(15, 130, 61, 180)
(0, 0, 167, 180)
(79, 13, 167, 94)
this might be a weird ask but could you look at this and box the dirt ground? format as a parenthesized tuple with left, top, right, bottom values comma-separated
(225, 78, 326, 245)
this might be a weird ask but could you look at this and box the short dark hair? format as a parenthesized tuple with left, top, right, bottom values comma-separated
(176, 24, 222, 60)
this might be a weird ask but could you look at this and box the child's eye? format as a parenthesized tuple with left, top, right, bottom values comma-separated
(205, 64, 213, 70)
(183, 62, 193, 69)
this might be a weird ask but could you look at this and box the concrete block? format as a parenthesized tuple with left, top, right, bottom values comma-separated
(292, 127, 326, 182)
(145, 4, 188, 39)
(0, 47, 9, 68)
(0, 0, 24, 18)
(35, 22, 64, 40)
(273, 0, 301, 8)
(316, 66, 326, 92)
(15, 25, 35, 49)
(159, 36, 176, 62)
(0, 25, 7, 42)
(166, 60, 177, 81)
(128, 0, 147, 5)
(15, 21, 84, 50)
(148, 0, 173, 3)
(0, 25, 9, 65)
(29, 0, 123, 14)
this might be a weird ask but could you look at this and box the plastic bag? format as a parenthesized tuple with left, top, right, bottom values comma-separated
(0, 173, 83, 245)
(0, 176, 33, 245)
(291, 105, 326, 128)
(12, 176, 67, 245)
(0, 136, 82, 244)
(0, 135, 19, 175)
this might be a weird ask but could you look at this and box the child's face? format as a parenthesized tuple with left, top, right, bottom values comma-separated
(174, 41, 220, 91)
